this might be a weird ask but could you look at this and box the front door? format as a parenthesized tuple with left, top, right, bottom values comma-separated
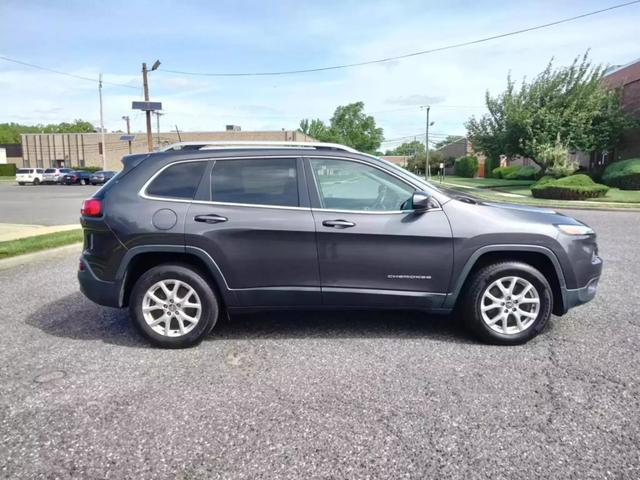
(185, 157, 320, 307)
(306, 157, 453, 308)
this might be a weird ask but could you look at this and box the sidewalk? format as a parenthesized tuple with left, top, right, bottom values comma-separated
(0, 223, 80, 242)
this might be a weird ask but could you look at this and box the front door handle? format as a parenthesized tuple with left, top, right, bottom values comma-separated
(322, 219, 355, 228)
(194, 214, 228, 224)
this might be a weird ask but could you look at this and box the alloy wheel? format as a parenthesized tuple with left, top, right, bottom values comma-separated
(142, 279, 202, 337)
(480, 276, 540, 335)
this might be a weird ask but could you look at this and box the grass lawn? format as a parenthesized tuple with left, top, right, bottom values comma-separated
(438, 176, 535, 189)
(437, 176, 640, 208)
(0, 176, 14, 182)
(0, 229, 83, 260)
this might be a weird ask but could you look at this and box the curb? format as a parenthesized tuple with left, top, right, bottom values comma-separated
(0, 242, 82, 271)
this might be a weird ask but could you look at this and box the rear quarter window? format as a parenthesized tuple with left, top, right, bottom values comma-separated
(146, 161, 207, 199)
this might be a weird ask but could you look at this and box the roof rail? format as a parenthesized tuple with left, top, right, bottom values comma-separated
(160, 140, 362, 154)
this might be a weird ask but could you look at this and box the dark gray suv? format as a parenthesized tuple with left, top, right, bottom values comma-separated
(78, 142, 602, 348)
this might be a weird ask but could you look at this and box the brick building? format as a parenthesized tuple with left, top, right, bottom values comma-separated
(603, 58, 640, 162)
(19, 129, 315, 171)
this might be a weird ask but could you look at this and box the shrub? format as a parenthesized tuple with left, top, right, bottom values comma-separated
(601, 158, 640, 190)
(0, 163, 17, 176)
(514, 165, 537, 180)
(72, 166, 102, 173)
(492, 166, 518, 179)
(454, 155, 479, 178)
(531, 174, 609, 200)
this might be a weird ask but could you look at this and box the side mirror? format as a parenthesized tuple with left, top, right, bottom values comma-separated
(411, 191, 437, 211)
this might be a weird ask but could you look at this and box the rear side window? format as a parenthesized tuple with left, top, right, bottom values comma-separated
(17, 169, 29, 174)
(210, 158, 298, 207)
(146, 161, 206, 199)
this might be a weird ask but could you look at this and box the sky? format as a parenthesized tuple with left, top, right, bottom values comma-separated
(0, 0, 638, 149)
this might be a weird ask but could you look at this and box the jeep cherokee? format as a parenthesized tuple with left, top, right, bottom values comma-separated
(78, 142, 602, 348)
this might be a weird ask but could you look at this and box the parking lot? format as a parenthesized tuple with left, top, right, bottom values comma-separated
(1, 201, 639, 478)
(0, 182, 98, 225)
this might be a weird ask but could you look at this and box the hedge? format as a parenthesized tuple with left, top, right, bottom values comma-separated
(493, 165, 538, 180)
(0, 163, 17, 176)
(492, 166, 519, 179)
(454, 155, 479, 178)
(72, 166, 102, 173)
(531, 174, 609, 200)
(601, 158, 640, 190)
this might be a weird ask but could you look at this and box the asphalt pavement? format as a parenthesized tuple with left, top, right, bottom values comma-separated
(0, 209, 639, 479)
(0, 182, 99, 225)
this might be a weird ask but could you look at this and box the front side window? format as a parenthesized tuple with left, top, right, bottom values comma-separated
(310, 158, 415, 212)
(146, 161, 207, 199)
(210, 158, 298, 207)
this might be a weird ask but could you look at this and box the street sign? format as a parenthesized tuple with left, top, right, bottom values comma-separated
(132, 101, 162, 111)
(120, 135, 136, 141)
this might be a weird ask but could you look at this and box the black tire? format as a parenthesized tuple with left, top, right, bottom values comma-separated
(129, 263, 219, 348)
(461, 261, 553, 345)
(33, 178, 40, 185)
(18, 182, 24, 186)
(91, 182, 96, 186)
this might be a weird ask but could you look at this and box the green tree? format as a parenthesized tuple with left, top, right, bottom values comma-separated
(0, 119, 96, 143)
(466, 53, 636, 173)
(299, 102, 383, 153)
(385, 140, 425, 156)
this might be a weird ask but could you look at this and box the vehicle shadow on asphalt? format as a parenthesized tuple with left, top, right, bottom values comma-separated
(26, 292, 474, 348)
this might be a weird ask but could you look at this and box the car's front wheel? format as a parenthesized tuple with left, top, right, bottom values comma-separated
(462, 261, 553, 345)
(33, 178, 40, 185)
(129, 264, 219, 348)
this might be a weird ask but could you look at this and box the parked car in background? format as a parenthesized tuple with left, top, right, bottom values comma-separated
(62, 170, 92, 185)
(78, 141, 602, 348)
(89, 170, 117, 185)
(16, 168, 44, 185)
(42, 167, 73, 184)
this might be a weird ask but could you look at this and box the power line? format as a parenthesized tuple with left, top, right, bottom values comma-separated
(0, 55, 140, 89)
(158, 1, 639, 77)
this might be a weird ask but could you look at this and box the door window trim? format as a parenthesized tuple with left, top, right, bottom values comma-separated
(139, 156, 311, 211)
(305, 156, 441, 214)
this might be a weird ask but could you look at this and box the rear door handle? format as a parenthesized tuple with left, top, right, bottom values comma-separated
(194, 214, 228, 224)
(322, 219, 355, 228)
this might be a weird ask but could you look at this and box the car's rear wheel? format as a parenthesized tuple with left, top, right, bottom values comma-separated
(461, 261, 553, 345)
(129, 264, 219, 348)
(33, 178, 40, 185)
(18, 182, 24, 186)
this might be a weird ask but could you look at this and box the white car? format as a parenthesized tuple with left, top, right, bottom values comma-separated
(16, 168, 44, 185)
(42, 167, 73, 184)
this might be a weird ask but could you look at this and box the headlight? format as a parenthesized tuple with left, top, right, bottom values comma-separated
(555, 224, 595, 235)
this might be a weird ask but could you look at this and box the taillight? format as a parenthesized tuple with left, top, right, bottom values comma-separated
(81, 198, 102, 217)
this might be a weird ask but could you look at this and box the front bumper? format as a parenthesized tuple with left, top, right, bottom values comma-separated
(561, 276, 600, 313)
(78, 257, 123, 308)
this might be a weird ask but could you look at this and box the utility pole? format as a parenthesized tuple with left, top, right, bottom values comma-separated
(424, 105, 431, 180)
(122, 116, 132, 154)
(175, 125, 182, 142)
(153, 111, 164, 148)
(98, 74, 106, 170)
(142, 63, 153, 152)
(141, 60, 161, 152)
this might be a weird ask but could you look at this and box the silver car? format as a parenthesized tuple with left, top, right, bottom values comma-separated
(42, 167, 73, 184)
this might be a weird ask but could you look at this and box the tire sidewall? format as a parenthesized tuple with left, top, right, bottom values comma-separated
(468, 263, 553, 345)
(130, 265, 218, 348)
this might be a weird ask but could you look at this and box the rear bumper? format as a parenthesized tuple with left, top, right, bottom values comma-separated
(78, 256, 123, 308)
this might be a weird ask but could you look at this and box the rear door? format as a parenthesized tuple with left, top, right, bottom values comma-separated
(306, 156, 453, 308)
(185, 156, 320, 307)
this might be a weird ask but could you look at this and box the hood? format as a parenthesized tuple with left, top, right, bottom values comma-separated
(481, 201, 557, 215)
